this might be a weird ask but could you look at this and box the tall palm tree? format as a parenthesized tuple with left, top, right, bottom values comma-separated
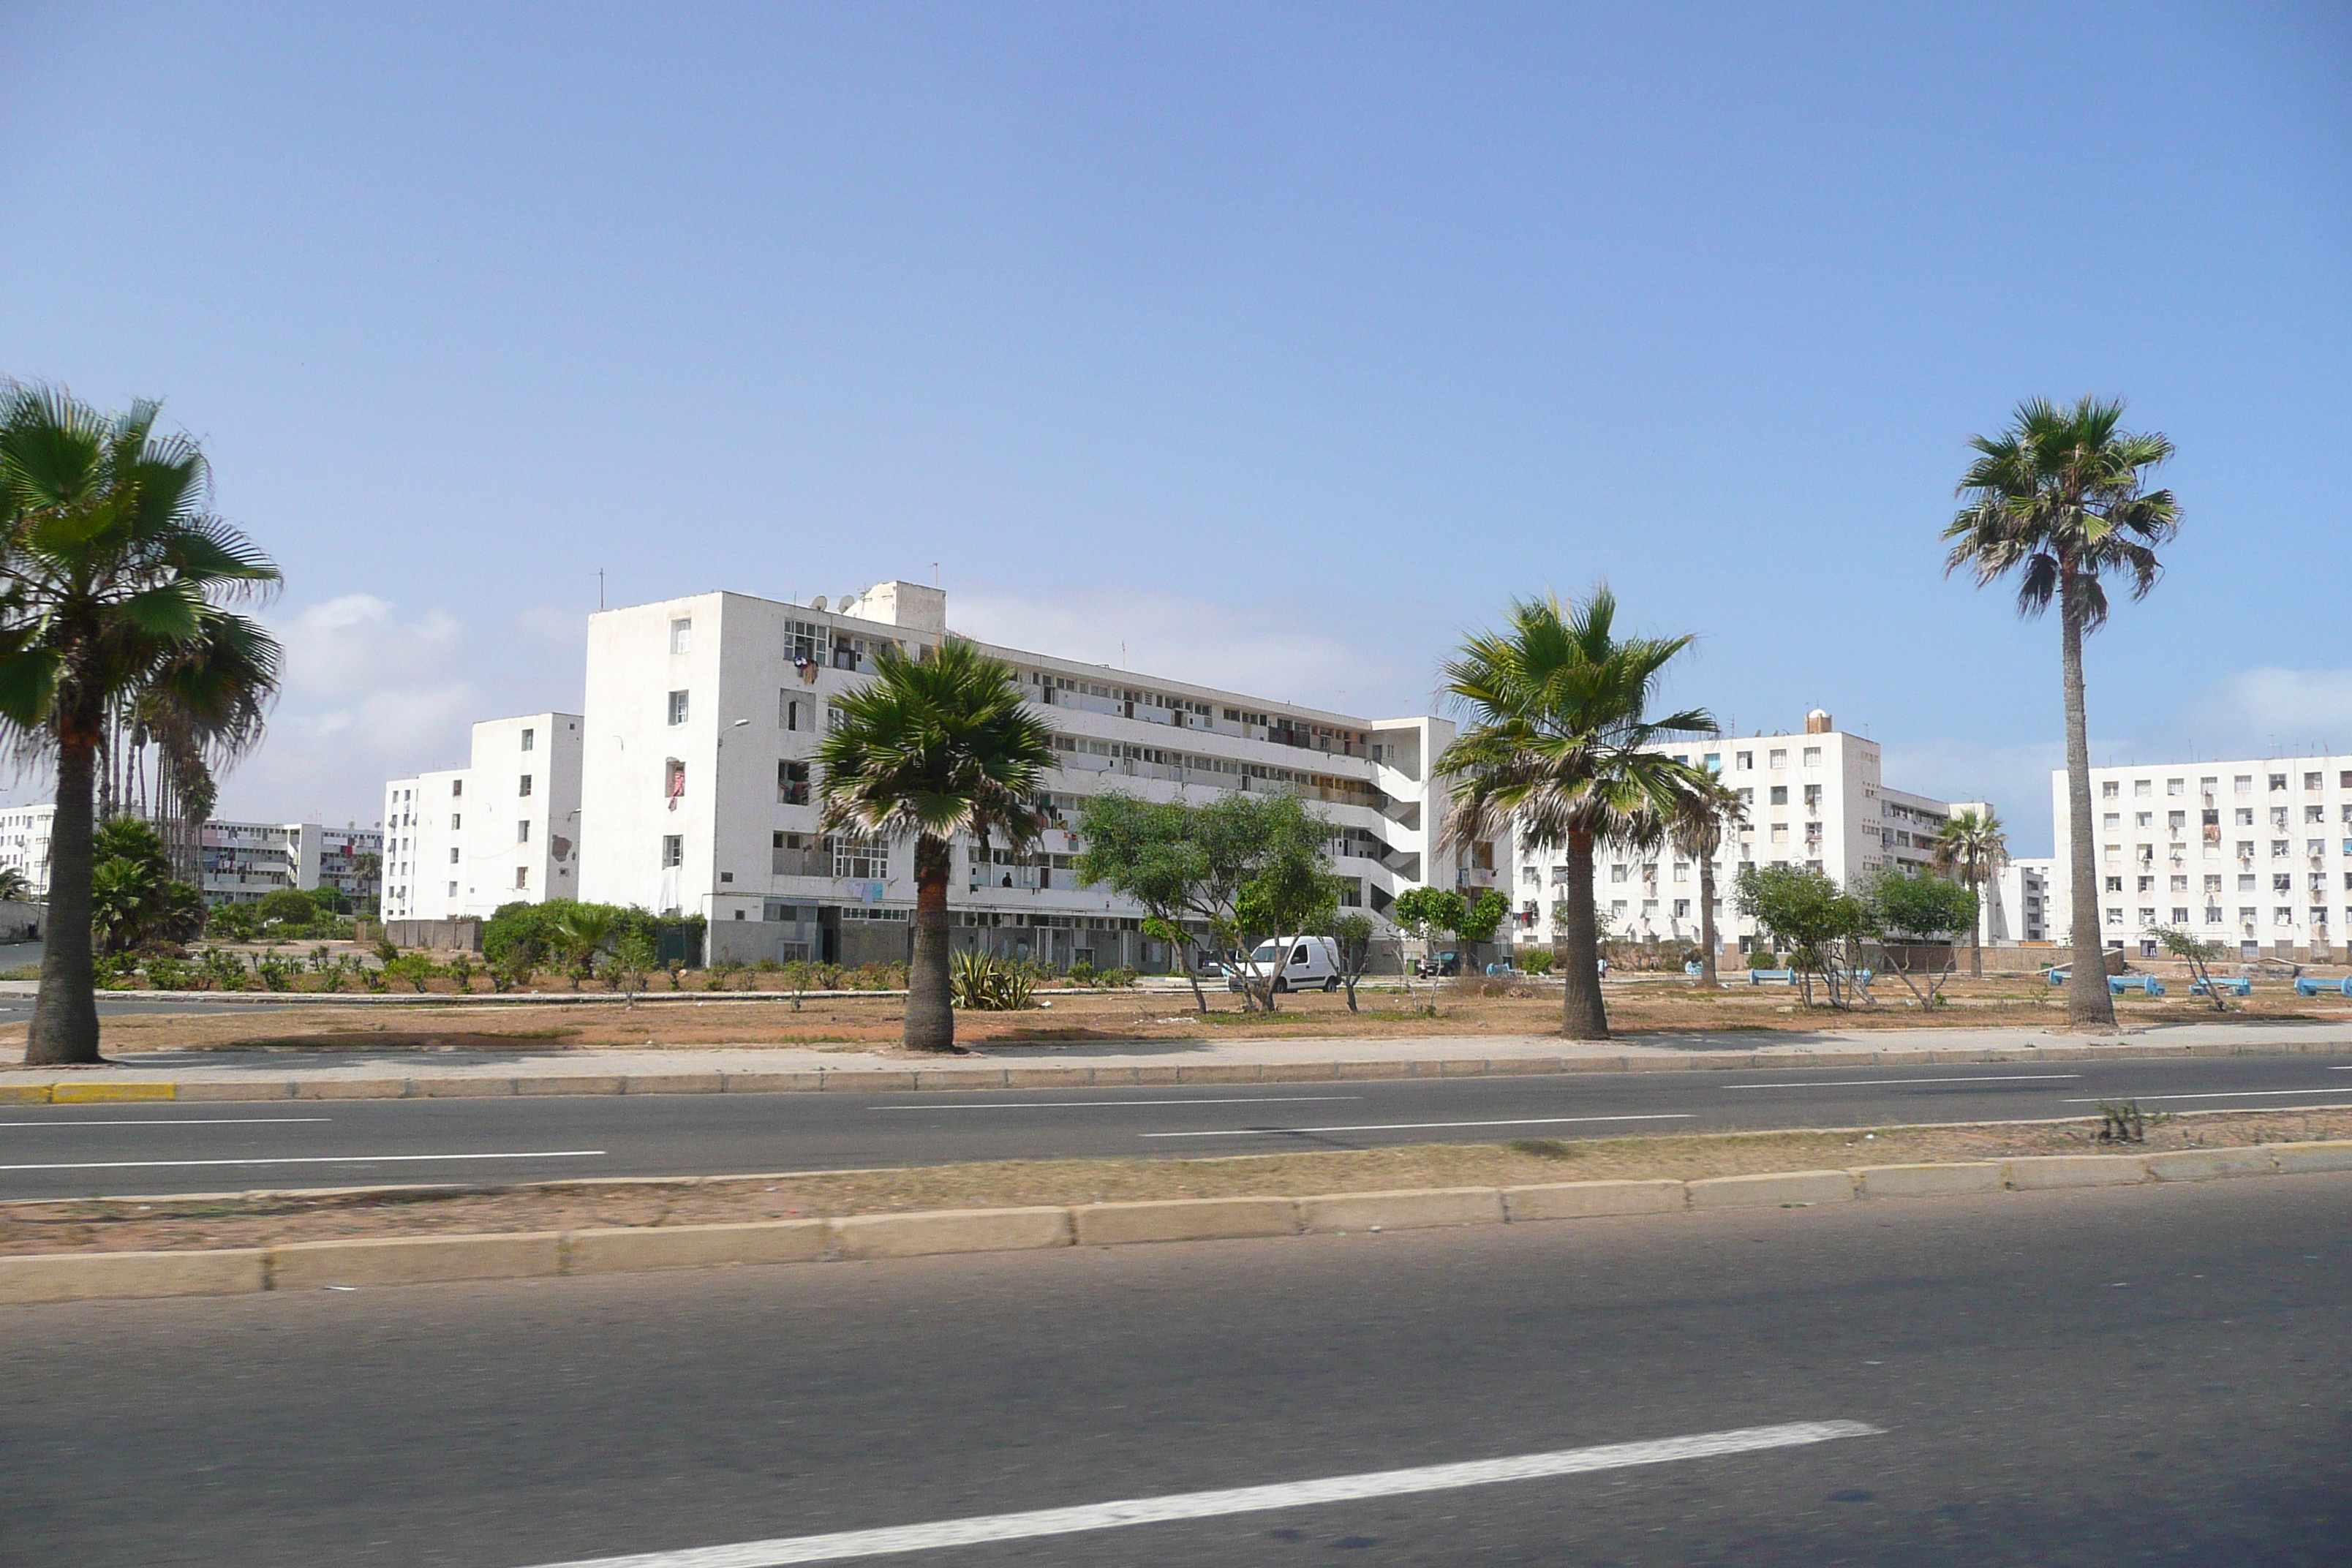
(1437, 587, 1713, 1039)
(1945, 397, 2178, 1028)
(0, 385, 280, 1064)
(1668, 768, 1747, 987)
(1931, 807, 2008, 978)
(816, 637, 1055, 1052)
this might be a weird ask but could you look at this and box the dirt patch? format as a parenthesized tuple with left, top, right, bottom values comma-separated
(169, 1030, 584, 1053)
(4, 976, 2344, 1062)
(7, 1105, 2345, 1258)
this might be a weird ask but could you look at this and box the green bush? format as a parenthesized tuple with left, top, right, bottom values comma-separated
(142, 957, 197, 991)
(1520, 947, 1555, 976)
(257, 888, 319, 928)
(951, 950, 1034, 1010)
(1103, 966, 1138, 988)
(1066, 960, 1098, 987)
(198, 949, 249, 990)
(206, 902, 260, 943)
(381, 953, 440, 992)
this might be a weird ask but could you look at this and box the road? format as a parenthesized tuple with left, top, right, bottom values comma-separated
(5, 1052, 2352, 1199)
(6, 1171, 2348, 1566)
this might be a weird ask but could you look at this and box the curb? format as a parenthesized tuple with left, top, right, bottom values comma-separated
(11, 1034, 2352, 1104)
(6, 1139, 2347, 1306)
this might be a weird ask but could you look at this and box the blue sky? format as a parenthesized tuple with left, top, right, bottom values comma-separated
(2, 3, 2346, 851)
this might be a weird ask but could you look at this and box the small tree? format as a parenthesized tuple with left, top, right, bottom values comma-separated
(1075, 794, 1212, 1011)
(1391, 886, 1464, 981)
(612, 930, 656, 1008)
(1455, 889, 1507, 970)
(1227, 851, 1341, 1013)
(2149, 924, 2231, 1011)
(1734, 864, 1872, 1008)
(1862, 867, 1978, 1009)
(1325, 911, 1376, 1012)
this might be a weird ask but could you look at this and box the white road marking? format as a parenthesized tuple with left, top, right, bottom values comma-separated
(869, 1097, 1362, 1111)
(0, 1117, 333, 1128)
(2059, 1088, 2352, 1104)
(1143, 1113, 1692, 1139)
(0, 1150, 605, 1173)
(1722, 1074, 2079, 1090)
(513, 1420, 1884, 1568)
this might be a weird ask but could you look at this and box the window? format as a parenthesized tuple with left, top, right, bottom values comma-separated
(516, 866, 529, 889)
(2168, 811, 2185, 832)
(521, 728, 535, 753)
(2307, 772, 2324, 791)
(2240, 874, 2257, 892)
(1770, 785, 1788, 806)
(2236, 807, 2254, 826)
(1801, 747, 1821, 768)
(665, 757, 685, 802)
(451, 813, 461, 830)
(1803, 784, 1822, 810)
(1735, 751, 1752, 770)
(2309, 805, 2326, 823)
(778, 760, 810, 805)
(2274, 841, 2291, 859)
(2272, 807, 2291, 829)
(668, 690, 689, 726)
(2102, 780, 2120, 799)
(2102, 813, 2120, 830)
(1768, 749, 1788, 769)
(2137, 875, 2154, 893)
(669, 618, 692, 655)
(831, 834, 889, 880)
(1610, 864, 1629, 883)
(1673, 899, 1690, 919)
(517, 821, 531, 843)
(781, 694, 801, 731)
(2105, 876, 2122, 892)
(2170, 875, 2188, 892)
(451, 779, 463, 797)
(2234, 775, 2253, 794)
(2204, 875, 2222, 894)
(2271, 774, 2288, 792)
(1672, 862, 1689, 883)
(2172, 908, 2189, 924)
(2135, 813, 2151, 829)
(2133, 780, 2152, 798)
(1703, 753, 1721, 772)
(2167, 778, 2184, 796)
(448, 881, 458, 898)
(826, 705, 846, 732)
(661, 835, 683, 869)
(519, 774, 533, 798)
(449, 848, 459, 864)
(2275, 874, 2293, 894)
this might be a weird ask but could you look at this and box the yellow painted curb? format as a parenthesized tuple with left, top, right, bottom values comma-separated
(0, 1084, 54, 1104)
(50, 1082, 176, 1104)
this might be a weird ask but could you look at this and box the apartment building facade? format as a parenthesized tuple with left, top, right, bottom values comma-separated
(2048, 756, 2352, 962)
(1503, 711, 1961, 959)
(381, 714, 584, 922)
(576, 582, 1458, 969)
(0, 804, 381, 907)
(1980, 856, 2051, 946)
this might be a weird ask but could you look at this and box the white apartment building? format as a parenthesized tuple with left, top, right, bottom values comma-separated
(1980, 856, 2051, 946)
(382, 714, 584, 921)
(577, 582, 1458, 969)
(1504, 711, 1962, 960)
(0, 803, 380, 907)
(2050, 756, 2352, 962)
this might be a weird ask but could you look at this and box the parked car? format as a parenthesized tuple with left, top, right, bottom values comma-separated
(1227, 935, 1343, 992)
(1414, 950, 1461, 979)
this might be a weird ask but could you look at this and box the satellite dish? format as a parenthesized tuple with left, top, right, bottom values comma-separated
(840, 592, 859, 612)
(810, 595, 827, 611)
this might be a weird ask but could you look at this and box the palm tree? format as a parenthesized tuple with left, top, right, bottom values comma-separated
(1436, 587, 1714, 1039)
(549, 902, 618, 990)
(0, 385, 280, 1064)
(1668, 769, 1747, 987)
(1931, 807, 2008, 978)
(1945, 397, 2178, 1028)
(0, 867, 29, 903)
(816, 637, 1055, 1052)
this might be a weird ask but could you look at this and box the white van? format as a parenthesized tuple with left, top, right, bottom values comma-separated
(1226, 935, 1343, 993)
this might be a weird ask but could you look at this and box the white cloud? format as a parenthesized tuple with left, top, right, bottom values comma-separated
(2179, 668, 2352, 758)
(211, 596, 481, 826)
(1878, 736, 2070, 858)
(947, 587, 1426, 717)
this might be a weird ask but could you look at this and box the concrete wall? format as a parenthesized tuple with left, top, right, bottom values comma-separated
(385, 919, 483, 952)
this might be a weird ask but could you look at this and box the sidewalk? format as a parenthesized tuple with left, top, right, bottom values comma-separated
(7, 1018, 2352, 1103)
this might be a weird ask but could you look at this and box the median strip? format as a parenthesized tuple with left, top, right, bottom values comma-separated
(3, 1133, 2347, 1305)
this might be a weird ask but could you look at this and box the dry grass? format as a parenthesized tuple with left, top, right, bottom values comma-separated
(7, 973, 2342, 1060)
(8, 1104, 2347, 1257)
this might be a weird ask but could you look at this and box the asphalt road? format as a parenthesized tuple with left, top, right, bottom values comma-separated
(7, 1052, 2352, 1199)
(7, 1172, 2350, 1567)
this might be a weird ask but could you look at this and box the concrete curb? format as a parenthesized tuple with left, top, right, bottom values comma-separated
(12, 1033, 2352, 1104)
(7, 1138, 2348, 1306)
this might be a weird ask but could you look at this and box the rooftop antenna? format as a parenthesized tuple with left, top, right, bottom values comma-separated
(932, 562, 940, 587)
(597, 570, 606, 611)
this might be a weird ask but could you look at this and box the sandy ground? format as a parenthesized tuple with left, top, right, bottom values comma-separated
(7, 1104, 2342, 1256)
(8, 974, 2344, 1060)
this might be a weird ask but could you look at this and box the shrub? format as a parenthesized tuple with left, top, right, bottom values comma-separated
(198, 948, 249, 991)
(142, 957, 197, 991)
(1066, 960, 1098, 987)
(206, 902, 260, 943)
(951, 951, 1034, 1010)
(256, 888, 319, 928)
(1104, 966, 1138, 988)
(255, 954, 300, 992)
(382, 953, 440, 992)
(446, 953, 478, 993)
(1520, 947, 1555, 976)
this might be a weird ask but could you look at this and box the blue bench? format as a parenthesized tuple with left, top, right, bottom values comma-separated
(2108, 975, 2165, 997)
(2293, 976, 2352, 998)
(1747, 968, 1795, 985)
(2192, 976, 2252, 998)
(2044, 967, 2070, 987)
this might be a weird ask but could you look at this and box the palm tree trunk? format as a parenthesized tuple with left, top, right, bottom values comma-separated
(2059, 576, 2118, 1028)
(1561, 830, 1609, 1039)
(905, 834, 957, 1052)
(1696, 845, 1720, 987)
(26, 734, 103, 1065)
